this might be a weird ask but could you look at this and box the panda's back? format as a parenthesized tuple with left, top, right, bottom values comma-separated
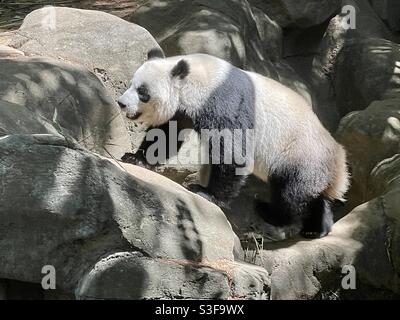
(180, 53, 337, 176)
(245, 71, 338, 179)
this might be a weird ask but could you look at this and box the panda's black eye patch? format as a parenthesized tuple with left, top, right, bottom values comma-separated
(137, 85, 150, 103)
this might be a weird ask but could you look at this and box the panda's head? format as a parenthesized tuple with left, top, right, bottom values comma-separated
(118, 49, 190, 126)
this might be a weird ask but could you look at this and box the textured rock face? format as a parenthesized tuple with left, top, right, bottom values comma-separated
(334, 38, 400, 118)
(4, 6, 161, 100)
(1, 6, 163, 151)
(249, 0, 341, 28)
(0, 57, 130, 159)
(247, 96, 400, 300)
(0, 134, 269, 299)
(0, 45, 24, 58)
(1, 1, 400, 300)
(131, 0, 282, 77)
(337, 97, 400, 209)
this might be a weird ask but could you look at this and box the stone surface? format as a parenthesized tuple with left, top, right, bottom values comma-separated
(131, 0, 282, 77)
(5, 6, 161, 100)
(0, 57, 130, 159)
(371, 0, 400, 32)
(334, 38, 400, 118)
(257, 192, 400, 299)
(0, 134, 269, 299)
(308, 0, 395, 130)
(0, 44, 24, 58)
(337, 97, 400, 209)
(249, 0, 341, 28)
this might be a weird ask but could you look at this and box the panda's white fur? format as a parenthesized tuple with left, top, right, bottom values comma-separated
(119, 52, 350, 238)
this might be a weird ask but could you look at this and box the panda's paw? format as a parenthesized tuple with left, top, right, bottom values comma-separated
(187, 184, 228, 209)
(301, 216, 332, 239)
(121, 151, 155, 170)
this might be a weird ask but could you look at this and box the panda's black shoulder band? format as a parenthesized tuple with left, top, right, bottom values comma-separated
(171, 59, 190, 79)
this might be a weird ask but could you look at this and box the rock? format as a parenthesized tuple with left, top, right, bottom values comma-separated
(337, 97, 400, 209)
(131, 0, 282, 77)
(129, 0, 311, 177)
(240, 95, 400, 299)
(0, 100, 58, 136)
(257, 190, 400, 299)
(248, 0, 341, 28)
(0, 281, 6, 300)
(0, 45, 24, 58)
(338, 0, 395, 41)
(308, 0, 395, 130)
(77, 253, 270, 299)
(2, 7, 163, 151)
(5, 6, 161, 100)
(371, 0, 400, 32)
(0, 57, 130, 159)
(0, 134, 269, 299)
(334, 38, 400, 118)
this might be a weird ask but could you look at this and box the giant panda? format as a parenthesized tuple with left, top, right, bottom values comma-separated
(118, 49, 350, 239)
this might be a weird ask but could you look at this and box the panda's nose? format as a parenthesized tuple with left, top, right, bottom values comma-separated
(117, 99, 126, 108)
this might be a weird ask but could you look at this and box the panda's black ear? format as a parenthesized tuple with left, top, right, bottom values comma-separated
(147, 48, 165, 60)
(171, 59, 190, 79)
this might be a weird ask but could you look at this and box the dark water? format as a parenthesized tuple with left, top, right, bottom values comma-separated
(0, 0, 144, 31)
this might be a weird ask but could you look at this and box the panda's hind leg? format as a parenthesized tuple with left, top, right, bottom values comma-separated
(301, 195, 333, 239)
(258, 167, 333, 239)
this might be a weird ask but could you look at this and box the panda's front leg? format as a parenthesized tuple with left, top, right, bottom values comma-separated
(187, 164, 248, 209)
(121, 116, 188, 169)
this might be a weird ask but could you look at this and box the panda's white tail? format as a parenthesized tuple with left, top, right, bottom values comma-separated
(323, 144, 350, 202)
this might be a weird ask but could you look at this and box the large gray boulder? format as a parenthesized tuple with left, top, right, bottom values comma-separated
(4, 6, 161, 100)
(337, 97, 400, 209)
(333, 38, 400, 118)
(0, 57, 130, 159)
(131, 0, 282, 78)
(127, 0, 312, 180)
(0, 134, 269, 299)
(0, 45, 24, 58)
(231, 94, 400, 299)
